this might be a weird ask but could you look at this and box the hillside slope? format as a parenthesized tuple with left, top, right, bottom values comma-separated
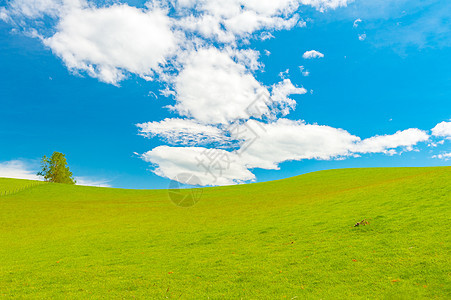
(0, 178, 45, 196)
(0, 167, 450, 298)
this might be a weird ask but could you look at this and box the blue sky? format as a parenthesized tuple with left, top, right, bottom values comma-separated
(0, 0, 450, 188)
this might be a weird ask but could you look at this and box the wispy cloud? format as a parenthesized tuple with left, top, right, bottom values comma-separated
(347, 0, 451, 50)
(137, 118, 230, 146)
(353, 18, 362, 27)
(74, 177, 111, 188)
(0, 160, 41, 180)
(299, 66, 310, 76)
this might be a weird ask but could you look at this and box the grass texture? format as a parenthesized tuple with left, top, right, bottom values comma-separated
(0, 178, 45, 197)
(0, 167, 450, 298)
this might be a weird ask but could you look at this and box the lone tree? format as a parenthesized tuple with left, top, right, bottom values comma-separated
(37, 152, 75, 184)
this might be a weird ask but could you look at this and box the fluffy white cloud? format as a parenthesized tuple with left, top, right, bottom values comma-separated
(174, 0, 302, 43)
(0, 0, 353, 92)
(174, 0, 352, 15)
(170, 48, 270, 124)
(2, 0, 354, 85)
(223, 11, 299, 40)
(44, 4, 178, 84)
(173, 0, 353, 43)
(227, 48, 263, 71)
(244, 0, 300, 16)
(236, 119, 360, 169)
(270, 79, 307, 116)
(0, 160, 41, 180)
(176, 15, 235, 44)
(302, 50, 324, 59)
(137, 118, 228, 146)
(431, 120, 451, 139)
(170, 49, 307, 124)
(351, 128, 429, 154)
(237, 121, 429, 170)
(141, 146, 255, 185)
(139, 119, 430, 185)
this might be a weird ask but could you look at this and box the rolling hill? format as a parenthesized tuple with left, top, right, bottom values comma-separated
(0, 167, 450, 298)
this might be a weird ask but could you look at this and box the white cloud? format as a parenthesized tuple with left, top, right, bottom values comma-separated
(432, 152, 451, 160)
(141, 146, 255, 185)
(236, 119, 360, 169)
(353, 18, 362, 27)
(278, 69, 290, 79)
(302, 50, 324, 59)
(428, 140, 445, 147)
(261, 32, 275, 41)
(174, 0, 352, 16)
(0, 0, 80, 20)
(0, 160, 41, 180)
(270, 79, 307, 116)
(351, 128, 429, 153)
(0, 8, 8, 21)
(170, 48, 270, 124)
(227, 48, 263, 71)
(237, 121, 429, 170)
(139, 120, 430, 185)
(300, 0, 353, 12)
(299, 65, 310, 76)
(74, 177, 111, 187)
(244, 0, 300, 16)
(44, 4, 178, 84)
(174, 0, 301, 44)
(0, 0, 354, 99)
(223, 11, 299, 40)
(136, 118, 228, 146)
(2, 0, 354, 85)
(173, 0, 352, 43)
(169, 49, 306, 124)
(358, 33, 367, 41)
(176, 15, 236, 44)
(431, 120, 451, 139)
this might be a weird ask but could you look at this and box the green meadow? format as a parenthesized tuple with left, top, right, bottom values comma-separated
(0, 178, 45, 197)
(0, 167, 450, 299)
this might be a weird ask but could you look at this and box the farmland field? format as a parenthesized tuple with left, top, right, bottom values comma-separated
(0, 167, 450, 298)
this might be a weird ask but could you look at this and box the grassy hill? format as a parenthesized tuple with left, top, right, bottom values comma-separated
(0, 167, 450, 298)
(0, 178, 45, 197)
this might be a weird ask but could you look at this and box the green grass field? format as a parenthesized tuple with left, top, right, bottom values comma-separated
(0, 167, 450, 299)
(0, 178, 45, 197)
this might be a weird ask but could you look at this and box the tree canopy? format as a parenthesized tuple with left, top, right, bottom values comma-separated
(37, 152, 75, 184)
